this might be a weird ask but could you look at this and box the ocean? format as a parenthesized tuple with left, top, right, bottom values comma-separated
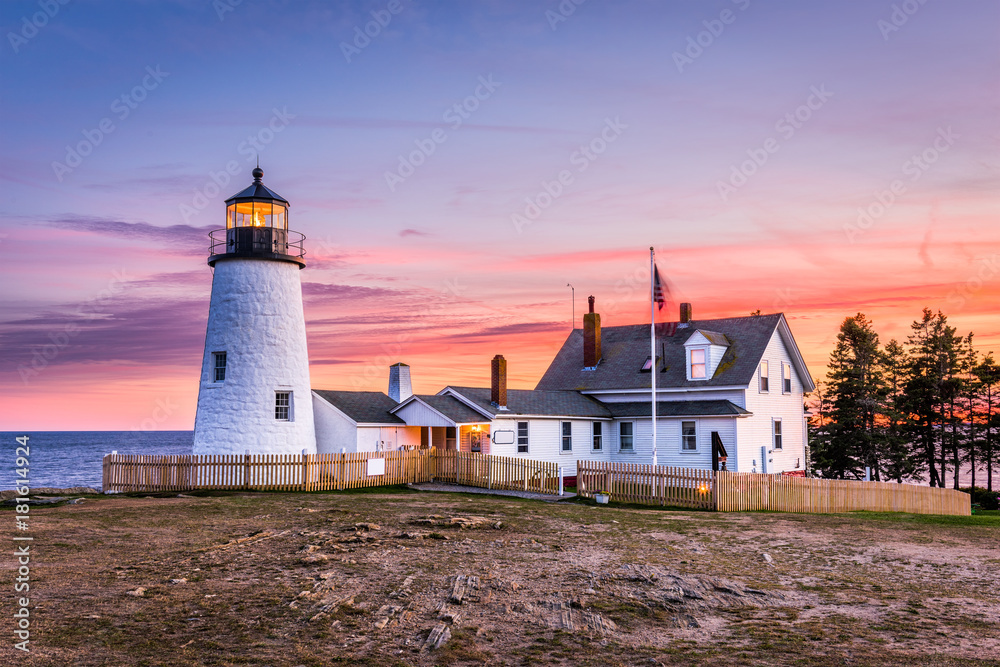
(2, 431, 193, 491)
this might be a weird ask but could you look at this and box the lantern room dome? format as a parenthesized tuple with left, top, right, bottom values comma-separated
(225, 166, 290, 206)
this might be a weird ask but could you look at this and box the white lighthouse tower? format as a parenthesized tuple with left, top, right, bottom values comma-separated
(193, 166, 317, 455)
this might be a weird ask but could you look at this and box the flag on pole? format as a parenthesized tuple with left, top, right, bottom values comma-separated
(652, 264, 669, 311)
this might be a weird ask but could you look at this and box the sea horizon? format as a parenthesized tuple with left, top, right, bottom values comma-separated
(2, 431, 193, 491)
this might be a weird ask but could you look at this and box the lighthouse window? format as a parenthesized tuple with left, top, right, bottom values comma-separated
(275, 392, 291, 421)
(213, 352, 227, 383)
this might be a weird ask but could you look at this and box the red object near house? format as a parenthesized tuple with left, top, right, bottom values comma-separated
(781, 470, 806, 477)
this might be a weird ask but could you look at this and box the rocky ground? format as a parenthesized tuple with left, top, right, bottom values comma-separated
(1, 487, 998, 666)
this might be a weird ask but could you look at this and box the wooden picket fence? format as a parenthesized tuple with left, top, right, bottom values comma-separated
(102, 452, 969, 515)
(576, 461, 715, 510)
(433, 452, 560, 494)
(102, 450, 560, 496)
(715, 472, 971, 516)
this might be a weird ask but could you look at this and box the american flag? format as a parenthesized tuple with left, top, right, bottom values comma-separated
(653, 264, 669, 311)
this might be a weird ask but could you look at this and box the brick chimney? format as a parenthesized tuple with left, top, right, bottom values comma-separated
(388, 363, 412, 402)
(679, 302, 693, 324)
(491, 355, 507, 409)
(583, 295, 601, 368)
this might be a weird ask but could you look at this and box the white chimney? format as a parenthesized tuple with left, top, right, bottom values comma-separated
(388, 363, 412, 402)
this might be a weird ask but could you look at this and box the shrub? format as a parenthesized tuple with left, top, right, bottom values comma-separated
(961, 486, 1000, 511)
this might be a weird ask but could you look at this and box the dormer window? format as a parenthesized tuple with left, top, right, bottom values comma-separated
(684, 330, 729, 382)
(689, 348, 706, 379)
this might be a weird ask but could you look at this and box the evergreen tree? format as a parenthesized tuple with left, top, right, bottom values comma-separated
(973, 353, 1000, 492)
(904, 309, 963, 487)
(807, 380, 833, 477)
(878, 339, 918, 482)
(820, 314, 883, 479)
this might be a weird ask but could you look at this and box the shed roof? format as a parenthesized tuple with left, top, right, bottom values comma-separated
(312, 390, 405, 424)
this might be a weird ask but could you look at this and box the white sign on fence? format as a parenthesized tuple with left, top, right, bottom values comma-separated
(367, 457, 386, 477)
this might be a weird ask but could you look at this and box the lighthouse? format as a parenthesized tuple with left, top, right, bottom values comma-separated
(193, 166, 317, 455)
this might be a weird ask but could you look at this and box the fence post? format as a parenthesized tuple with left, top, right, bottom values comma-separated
(301, 448, 308, 491)
(558, 466, 564, 497)
(244, 449, 250, 490)
(339, 448, 346, 491)
(712, 470, 719, 511)
(488, 457, 492, 490)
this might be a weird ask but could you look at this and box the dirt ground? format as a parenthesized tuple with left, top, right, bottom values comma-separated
(2, 487, 998, 666)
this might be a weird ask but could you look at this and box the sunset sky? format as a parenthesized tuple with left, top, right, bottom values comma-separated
(2, 0, 998, 431)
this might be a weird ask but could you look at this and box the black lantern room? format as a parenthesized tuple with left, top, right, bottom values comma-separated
(208, 166, 305, 268)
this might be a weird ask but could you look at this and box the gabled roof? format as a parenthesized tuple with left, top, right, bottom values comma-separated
(443, 386, 613, 419)
(312, 390, 405, 425)
(391, 394, 492, 425)
(535, 313, 814, 392)
(606, 400, 751, 418)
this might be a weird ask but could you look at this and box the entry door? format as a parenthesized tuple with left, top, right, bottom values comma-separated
(470, 430, 482, 453)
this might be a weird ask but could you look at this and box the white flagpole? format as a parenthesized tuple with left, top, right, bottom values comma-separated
(650, 247, 657, 468)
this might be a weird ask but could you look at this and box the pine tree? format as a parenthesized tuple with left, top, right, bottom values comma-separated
(973, 353, 1000, 492)
(807, 380, 833, 477)
(904, 309, 963, 487)
(821, 314, 883, 479)
(878, 339, 918, 482)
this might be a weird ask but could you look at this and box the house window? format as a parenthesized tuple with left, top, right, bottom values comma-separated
(619, 422, 634, 451)
(517, 421, 528, 453)
(759, 360, 769, 392)
(213, 352, 227, 382)
(681, 421, 697, 451)
(561, 422, 572, 452)
(782, 363, 792, 393)
(592, 422, 603, 450)
(690, 348, 706, 379)
(446, 426, 457, 451)
(773, 419, 782, 449)
(275, 391, 291, 421)
(640, 356, 660, 372)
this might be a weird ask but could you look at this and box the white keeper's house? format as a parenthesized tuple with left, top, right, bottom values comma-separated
(312, 297, 814, 479)
(194, 168, 814, 478)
